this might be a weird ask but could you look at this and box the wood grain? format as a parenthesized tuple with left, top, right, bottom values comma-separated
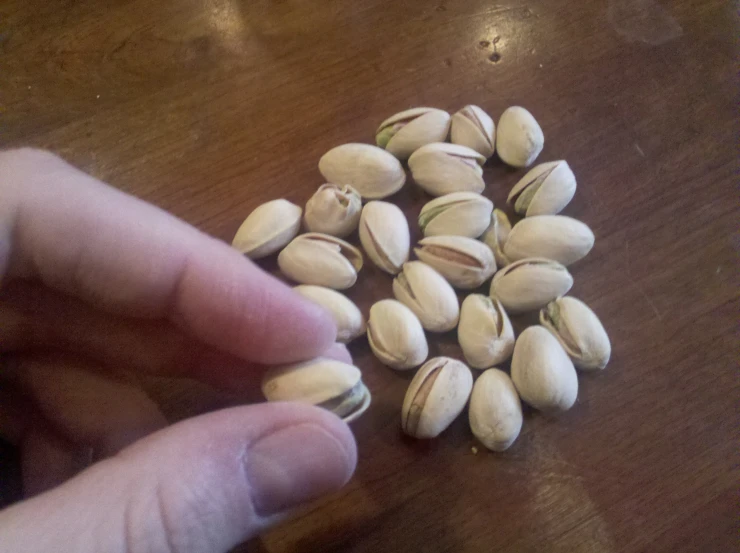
(1, 0, 737, 551)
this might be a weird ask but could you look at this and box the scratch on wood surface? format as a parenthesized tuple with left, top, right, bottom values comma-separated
(633, 143, 646, 157)
(625, 240, 663, 320)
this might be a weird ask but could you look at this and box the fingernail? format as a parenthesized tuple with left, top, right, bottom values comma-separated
(246, 423, 355, 516)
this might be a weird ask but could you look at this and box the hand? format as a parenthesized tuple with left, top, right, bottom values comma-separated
(0, 149, 357, 553)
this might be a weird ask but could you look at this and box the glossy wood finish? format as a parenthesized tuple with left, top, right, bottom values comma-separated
(1, 1, 737, 551)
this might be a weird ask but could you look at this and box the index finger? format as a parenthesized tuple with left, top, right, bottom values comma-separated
(0, 149, 336, 364)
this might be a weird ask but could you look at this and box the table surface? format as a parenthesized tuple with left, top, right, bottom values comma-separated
(2, 0, 738, 551)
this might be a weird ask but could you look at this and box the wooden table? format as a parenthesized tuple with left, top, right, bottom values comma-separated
(2, 0, 737, 551)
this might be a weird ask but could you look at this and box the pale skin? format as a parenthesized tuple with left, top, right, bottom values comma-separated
(0, 149, 357, 553)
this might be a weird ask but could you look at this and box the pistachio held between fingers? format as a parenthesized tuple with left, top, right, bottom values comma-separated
(359, 201, 410, 275)
(375, 107, 451, 159)
(232, 199, 302, 259)
(490, 257, 573, 314)
(418, 192, 493, 238)
(481, 208, 512, 268)
(304, 184, 362, 237)
(392, 261, 460, 332)
(278, 233, 363, 290)
(496, 106, 544, 168)
(469, 369, 522, 451)
(319, 143, 406, 200)
(540, 296, 611, 370)
(450, 105, 496, 159)
(367, 299, 428, 370)
(402, 357, 474, 439)
(414, 235, 496, 289)
(510, 326, 578, 412)
(504, 215, 594, 266)
(293, 285, 366, 344)
(262, 357, 371, 423)
(458, 295, 515, 369)
(507, 160, 576, 217)
(408, 143, 486, 196)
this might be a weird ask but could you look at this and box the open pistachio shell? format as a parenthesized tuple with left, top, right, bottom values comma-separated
(359, 201, 410, 275)
(392, 261, 460, 332)
(232, 199, 302, 259)
(507, 161, 576, 216)
(304, 184, 362, 237)
(414, 235, 496, 289)
(402, 357, 473, 439)
(419, 192, 493, 238)
(481, 208, 512, 268)
(540, 296, 611, 370)
(408, 143, 486, 196)
(458, 295, 515, 369)
(262, 357, 371, 423)
(490, 257, 573, 313)
(278, 233, 363, 290)
(376, 107, 451, 159)
(367, 299, 428, 370)
(450, 105, 496, 159)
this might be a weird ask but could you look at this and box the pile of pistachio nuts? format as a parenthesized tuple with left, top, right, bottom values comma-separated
(233, 105, 611, 452)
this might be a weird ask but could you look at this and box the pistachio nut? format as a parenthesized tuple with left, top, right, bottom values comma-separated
(458, 295, 515, 369)
(450, 105, 496, 159)
(232, 199, 302, 259)
(490, 257, 573, 313)
(278, 233, 363, 290)
(418, 192, 493, 238)
(262, 357, 371, 423)
(319, 143, 406, 200)
(392, 261, 460, 332)
(408, 143, 486, 197)
(507, 160, 576, 216)
(293, 285, 366, 343)
(468, 368, 522, 451)
(414, 235, 496, 289)
(367, 299, 428, 370)
(540, 296, 611, 370)
(359, 201, 410, 275)
(504, 215, 594, 266)
(376, 107, 451, 159)
(496, 106, 544, 168)
(401, 357, 474, 439)
(304, 184, 362, 237)
(481, 208, 512, 268)
(511, 325, 578, 412)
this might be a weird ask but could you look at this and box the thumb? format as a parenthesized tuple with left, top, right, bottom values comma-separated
(0, 403, 357, 553)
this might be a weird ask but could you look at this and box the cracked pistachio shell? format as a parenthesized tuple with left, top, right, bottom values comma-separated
(359, 201, 410, 275)
(414, 235, 496, 289)
(376, 107, 451, 159)
(402, 357, 473, 439)
(293, 285, 366, 344)
(418, 192, 493, 238)
(511, 326, 578, 412)
(304, 184, 362, 237)
(507, 161, 576, 216)
(496, 106, 544, 168)
(490, 257, 573, 314)
(392, 261, 460, 332)
(450, 105, 496, 159)
(504, 215, 594, 266)
(262, 358, 371, 423)
(469, 368, 522, 451)
(232, 199, 302, 259)
(408, 143, 486, 196)
(540, 297, 611, 370)
(481, 208, 512, 268)
(458, 295, 515, 369)
(319, 143, 406, 200)
(367, 299, 428, 370)
(278, 233, 363, 290)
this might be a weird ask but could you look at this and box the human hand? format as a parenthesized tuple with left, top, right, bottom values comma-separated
(0, 149, 357, 552)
